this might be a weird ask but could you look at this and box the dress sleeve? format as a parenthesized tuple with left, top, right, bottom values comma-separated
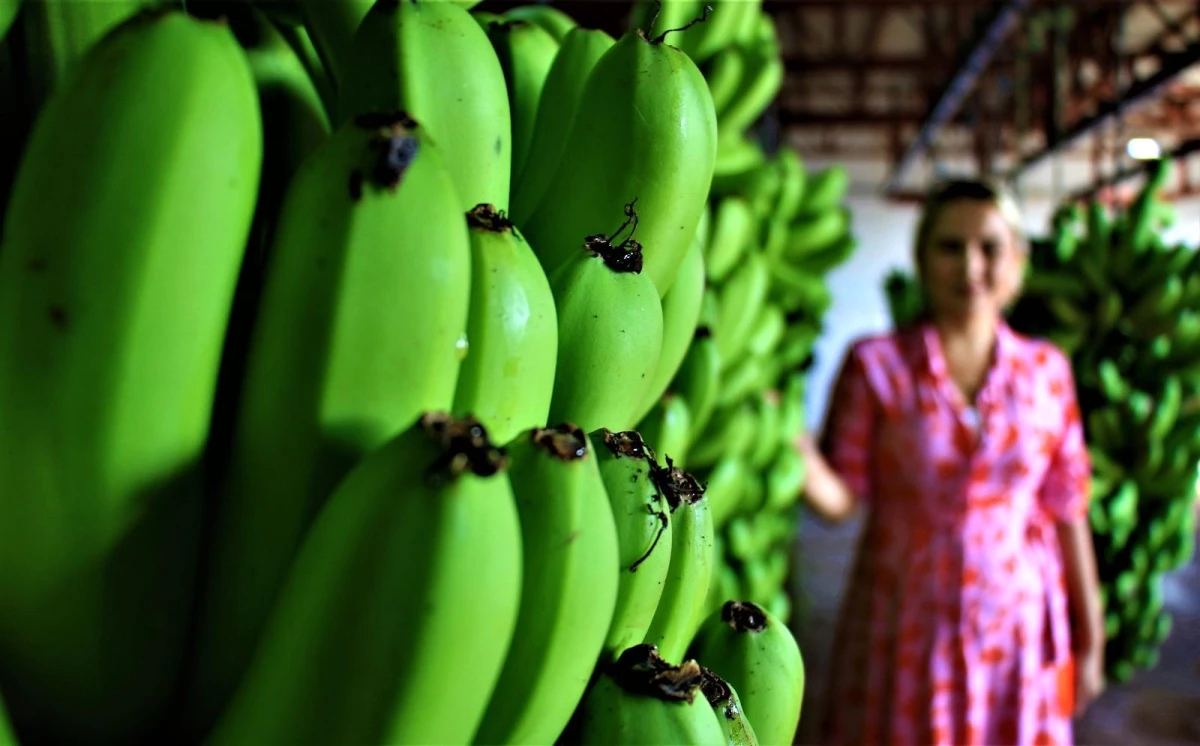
(820, 343, 877, 501)
(1038, 351, 1092, 522)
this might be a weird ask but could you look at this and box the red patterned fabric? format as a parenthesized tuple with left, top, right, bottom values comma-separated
(820, 321, 1089, 746)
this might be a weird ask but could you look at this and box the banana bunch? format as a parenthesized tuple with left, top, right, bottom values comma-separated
(0, 0, 820, 742)
(883, 158, 1199, 684)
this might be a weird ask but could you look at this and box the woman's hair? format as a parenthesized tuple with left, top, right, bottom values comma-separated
(913, 176, 1027, 267)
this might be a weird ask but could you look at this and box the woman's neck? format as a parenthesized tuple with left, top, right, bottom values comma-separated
(933, 312, 997, 358)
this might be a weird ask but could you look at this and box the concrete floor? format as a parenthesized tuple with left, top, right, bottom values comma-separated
(787, 510, 1200, 746)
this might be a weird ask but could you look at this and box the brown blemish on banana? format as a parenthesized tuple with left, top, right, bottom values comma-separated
(697, 666, 733, 707)
(602, 429, 654, 461)
(650, 457, 706, 511)
(531, 423, 588, 461)
(47, 305, 68, 332)
(419, 412, 508, 487)
(467, 204, 515, 233)
(346, 112, 421, 193)
(610, 644, 706, 704)
(694, 325, 712, 340)
(722, 600, 768, 632)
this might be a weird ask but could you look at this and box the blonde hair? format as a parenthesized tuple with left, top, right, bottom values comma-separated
(911, 177, 1029, 316)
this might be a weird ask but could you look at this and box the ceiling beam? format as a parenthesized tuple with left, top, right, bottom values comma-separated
(1006, 38, 1200, 180)
(880, 0, 1031, 194)
(1065, 137, 1200, 203)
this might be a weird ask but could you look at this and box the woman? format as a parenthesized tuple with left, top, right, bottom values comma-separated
(799, 179, 1107, 745)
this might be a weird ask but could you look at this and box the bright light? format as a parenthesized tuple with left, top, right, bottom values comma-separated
(1126, 137, 1162, 160)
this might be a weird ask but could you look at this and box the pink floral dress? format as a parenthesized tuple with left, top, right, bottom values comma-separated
(819, 321, 1091, 746)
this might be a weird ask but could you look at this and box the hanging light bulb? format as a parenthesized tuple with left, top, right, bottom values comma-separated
(1126, 137, 1162, 161)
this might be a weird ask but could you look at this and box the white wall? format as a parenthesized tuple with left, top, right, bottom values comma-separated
(804, 188, 1200, 433)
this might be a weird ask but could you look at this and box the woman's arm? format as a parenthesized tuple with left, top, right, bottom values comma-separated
(796, 434, 860, 523)
(1056, 517, 1106, 713)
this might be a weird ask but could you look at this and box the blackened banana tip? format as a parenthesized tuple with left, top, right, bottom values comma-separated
(721, 600, 768, 633)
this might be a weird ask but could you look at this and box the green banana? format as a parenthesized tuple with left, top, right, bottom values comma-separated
(592, 429, 675, 660)
(704, 46, 746, 115)
(637, 393, 695, 469)
(627, 0, 703, 41)
(521, 24, 719, 296)
(715, 15, 782, 134)
(678, 0, 750, 64)
(765, 444, 806, 511)
(784, 208, 850, 261)
(571, 644, 725, 745)
(644, 464, 717, 662)
(503, 3, 577, 41)
(746, 303, 785, 358)
(746, 390, 782, 469)
(690, 399, 758, 468)
(772, 146, 807, 223)
(294, 0, 373, 91)
(0, 691, 10, 745)
(635, 219, 707, 420)
(688, 601, 805, 746)
(474, 424, 621, 745)
(714, 251, 770, 361)
(188, 112, 470, 731)
(509, 26, 616, 224)
(704, 455, 749, 528)
(485, 19, 559, 192)
(801, 165, 850, 215)
(0, 12, 260, 743)
(208, 413, 522, 746)
(340, 0, 511, 211)
(9, 0, 144, 109)
(453, 204, 558, 444)
(0, 0, 20, 43)
(717, 354, 766, 408)
(673, 327, 722, 439)
(547, 210, 664, 433)
(699, 667, 761, 746)
(706, 195, 756, 283)
(712, 132, 767, 185)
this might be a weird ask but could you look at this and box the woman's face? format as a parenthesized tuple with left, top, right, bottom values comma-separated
(919, 198, 1025, 322)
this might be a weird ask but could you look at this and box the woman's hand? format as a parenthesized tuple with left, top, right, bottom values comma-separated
(1074, 645, 1106, 716)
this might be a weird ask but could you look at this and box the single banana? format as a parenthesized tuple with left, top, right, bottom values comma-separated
(592, 429, 675, 660)
(572, 644, 726, 745)
(689, 601, 805, 746)
(672, 327, 722, 440)
(689, 400, 758, 468)
(0, 12, 260, 743)
(453, 204, 557, 444)
(732, 0, 762, 44)
(547, 207, 664, 433)
(644, 464, 717, 662)
(712, 132, 766, 186)
(635, 221, 707, 421)
(714, 251, 770, 361)
(772, 146, 807, 223)
(716, 16, 782, 134)
(637, 393, 695, 469)
(678, 0, 750, 64)
(510, 26, 616, 224)
(716, 354, 766, 408)
(704, 45, 746, 116)
(703, 455, 750, 528)
(699, 667, 761, 746)
(485, 19, 560, 191)
(208, 413, 522, 746)
(474, 424, 621, 745)
(746, 390, 782, 469)
(188, 112, 470, 732)
(745, 303, 785, 358)
(503, 3, 577, 42)
(784, 207, 851, 261)
(765, 444, 806, 511)
(801, 165, 849, 215)
(340, 0, 511, 210)
(706, 195, 756, 283)
(294, 0, 373, 91)
(521, 22, 718, 296)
